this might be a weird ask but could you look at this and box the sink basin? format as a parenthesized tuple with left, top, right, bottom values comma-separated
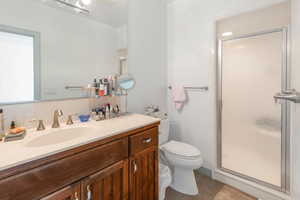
(26, 127, 97, 147)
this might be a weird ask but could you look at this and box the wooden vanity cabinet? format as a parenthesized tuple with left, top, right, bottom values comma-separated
(129, 147, 158, 200)
(0, 123, 159, 200)
(81, 160, 129, 200)
(40, 160, 129, 200)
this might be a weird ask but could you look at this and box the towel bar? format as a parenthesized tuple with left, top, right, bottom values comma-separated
(168, 86, 209, 91)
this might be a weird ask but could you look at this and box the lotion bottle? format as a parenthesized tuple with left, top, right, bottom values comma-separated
(0, 109, 4, 141)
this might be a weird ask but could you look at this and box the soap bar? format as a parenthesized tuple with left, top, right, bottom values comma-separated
(9, 127, 26, 135)
(4, 131, 26, 142)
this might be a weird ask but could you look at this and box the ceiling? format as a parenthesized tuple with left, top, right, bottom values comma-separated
(40, 0, 128, 28)
(88, 0, 128, 27)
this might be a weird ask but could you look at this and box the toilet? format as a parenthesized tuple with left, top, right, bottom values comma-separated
(159, 118, 203, 196)
(159, 118, 172, 200)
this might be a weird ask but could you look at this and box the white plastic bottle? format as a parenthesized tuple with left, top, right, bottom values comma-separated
(0, 109, 4, 141)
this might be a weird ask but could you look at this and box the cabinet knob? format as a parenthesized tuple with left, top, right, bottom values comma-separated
(74, 192, 79, 200)
(133, 161, 138, 173)
(87, 185, 92, 200)
(143, 138, 152, 144)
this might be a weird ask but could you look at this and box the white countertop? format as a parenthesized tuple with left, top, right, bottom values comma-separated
(0, 113, 160, 171)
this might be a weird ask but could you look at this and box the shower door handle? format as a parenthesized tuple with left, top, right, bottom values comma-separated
(274, 89, 300, 103)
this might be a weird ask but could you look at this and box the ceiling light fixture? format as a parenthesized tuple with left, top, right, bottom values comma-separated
(222, 32, 233, 37)
(51, 0, 90, 14)
(75, 1, 83, 13)
(81, 0, 92, 5)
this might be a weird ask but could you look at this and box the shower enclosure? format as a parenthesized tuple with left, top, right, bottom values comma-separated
(217, 28, 290, 192)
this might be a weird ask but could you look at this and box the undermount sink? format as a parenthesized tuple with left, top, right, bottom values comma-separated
(25, 127, 97, 147)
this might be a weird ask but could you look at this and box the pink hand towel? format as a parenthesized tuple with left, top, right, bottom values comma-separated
(171, 85, 186, 110)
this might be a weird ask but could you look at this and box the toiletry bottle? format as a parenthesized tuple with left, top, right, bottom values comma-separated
(106, 104, 111, 119)
(0, 109, 4, 132)
(105, 106, 110, 119)
(99, 79, 105, 96)
(0, 109, 4, 141)
(103, 78, 109, 96)
(114, 105, 120, 115)
(91, 109, 97, 121)
(94, 79, 99, 97)
(99, 111, 104, 121)
(101, 109, 106, 120)
(111, 75, 116, 96)
(10, 121, 16, 129)
(108, 76, 113, 96)
(103, 79, 107, 96)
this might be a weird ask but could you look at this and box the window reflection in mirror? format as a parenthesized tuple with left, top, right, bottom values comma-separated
(0, 25, 40, 104)
(118, 48, 128, 75)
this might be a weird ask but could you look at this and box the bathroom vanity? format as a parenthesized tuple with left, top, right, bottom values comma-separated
(0, 114, 160, 200)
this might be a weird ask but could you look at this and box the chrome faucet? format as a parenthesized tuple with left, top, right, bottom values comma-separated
(28, 119, 46, 131)
(52, 110, 63, 128)
(274, 89, 300, 103)
(37, 120, 46, 131)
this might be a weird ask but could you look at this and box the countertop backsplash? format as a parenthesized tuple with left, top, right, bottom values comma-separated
(0, 97, 121, 131)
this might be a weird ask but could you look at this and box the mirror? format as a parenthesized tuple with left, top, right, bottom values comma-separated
(0, 0, 128, 105)
(117, 73, 135, 114)
(118, 74, 135, 91)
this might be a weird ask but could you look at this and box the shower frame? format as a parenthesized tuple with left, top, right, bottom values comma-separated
(216, 27, 290, 193)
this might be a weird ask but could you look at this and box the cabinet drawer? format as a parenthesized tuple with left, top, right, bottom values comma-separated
(130, 127, 158, 155)
(0, 138, 128, 200)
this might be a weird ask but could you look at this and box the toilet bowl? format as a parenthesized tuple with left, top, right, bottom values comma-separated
(158, 118, 203, 196)
(161, 140, 203, 195)
(159, 163, 172, 200)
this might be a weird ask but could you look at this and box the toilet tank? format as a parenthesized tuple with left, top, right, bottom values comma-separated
(159, 119, 170, 145)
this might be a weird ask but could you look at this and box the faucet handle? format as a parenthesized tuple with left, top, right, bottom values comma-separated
(37, 120, 46, 131)
(27, 119, 46, 131)
(66, 113, 78, 125)
(66, 115, 73, 125)
(55, 109, 64, 116)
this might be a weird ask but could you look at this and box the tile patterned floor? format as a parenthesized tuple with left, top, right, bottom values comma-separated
(165, 172, 257, 200)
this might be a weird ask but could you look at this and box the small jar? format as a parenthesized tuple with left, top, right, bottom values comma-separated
(0, 133, 5, 142)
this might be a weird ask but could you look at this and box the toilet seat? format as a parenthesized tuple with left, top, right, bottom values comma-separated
(161, 140, 201, 160)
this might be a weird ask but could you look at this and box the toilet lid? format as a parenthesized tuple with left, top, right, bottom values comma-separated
(161, 140, 201, 158)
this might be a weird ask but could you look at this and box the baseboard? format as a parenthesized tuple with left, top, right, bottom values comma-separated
(196, 167, 212, 177)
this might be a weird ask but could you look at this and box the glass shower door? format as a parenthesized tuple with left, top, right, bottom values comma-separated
(218, 29, 289, 190)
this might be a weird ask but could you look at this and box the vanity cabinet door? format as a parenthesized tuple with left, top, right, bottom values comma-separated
(40, 182, 81, 200)
(81, 160, 129, 200)
(129, 147, 158, 200)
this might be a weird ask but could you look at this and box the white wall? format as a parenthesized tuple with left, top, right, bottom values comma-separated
(127, 0, 167, 113)
(117, 25, 128, 49)
(217, 2, 290, 37)
(291, 0, 300, 199)
(0, 0, 119, 100)
(167, 0, 288, 169)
